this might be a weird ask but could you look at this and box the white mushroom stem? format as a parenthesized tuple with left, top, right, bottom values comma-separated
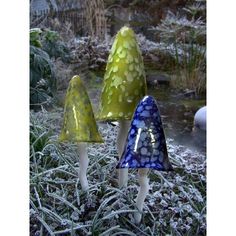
(117, 120, 130, 188)
(77, 142, 89, 191)
(134, 168, 150, 224)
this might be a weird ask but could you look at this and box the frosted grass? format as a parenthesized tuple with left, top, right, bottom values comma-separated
(30, 108, 206, 235)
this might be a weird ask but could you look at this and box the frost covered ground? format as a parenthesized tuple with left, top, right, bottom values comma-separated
(30, 108, 206, 235)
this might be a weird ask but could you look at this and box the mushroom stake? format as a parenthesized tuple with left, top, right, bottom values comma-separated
(97, 26, 147, 188)
(59, 75, 103, 191)
(117, 95, 173, 223)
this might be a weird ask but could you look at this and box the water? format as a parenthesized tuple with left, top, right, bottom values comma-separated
(148, 85, 206, 154)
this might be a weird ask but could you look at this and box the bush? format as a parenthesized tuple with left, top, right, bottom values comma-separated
(30, 44, 56, 108)
(41, 30, 71, 63)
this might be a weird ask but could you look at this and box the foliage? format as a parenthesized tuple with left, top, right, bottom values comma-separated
(30, 28, 72, 63)
(30, 109, 206, 235)
(30, 123, 50, 154)
(183, 2, 206, 21)
(41, 30, 71, 63)
(30, 28, 72, 109)
(30, 28, 43, 48)
(30, 44, 56, 108)
(151, 10, 206, 94)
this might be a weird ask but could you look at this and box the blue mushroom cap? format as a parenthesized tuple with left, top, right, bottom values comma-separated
(117, 95, 173, 171)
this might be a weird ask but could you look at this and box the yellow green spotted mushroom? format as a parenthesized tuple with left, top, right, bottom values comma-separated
(59, 75, 103, 191)
(97, 26, 147, 121)
(59, 75, 103, 143)
(97, 26, 147, 188)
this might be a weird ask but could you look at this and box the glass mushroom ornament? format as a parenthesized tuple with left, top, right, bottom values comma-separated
(59, 75, 103, 191)
(117, 95, 173, 224)
(97, 26, 147, 188)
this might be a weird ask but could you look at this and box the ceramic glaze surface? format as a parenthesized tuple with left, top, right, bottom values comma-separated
(59, 75, 103, 143)
(117, 96, 173, 170)
(194, 106, 206, 131)
(97, 26, 147, 121)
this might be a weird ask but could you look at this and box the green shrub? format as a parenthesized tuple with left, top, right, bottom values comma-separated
(42, 30, 71, 63)
(30, 28, 42, 48)
(30, 45, 56, 108)
(30, 28, 73, 108)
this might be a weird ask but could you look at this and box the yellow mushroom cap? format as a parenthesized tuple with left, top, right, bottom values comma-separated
(96, 26, 147, 121)
(59, 75, 103, 143)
